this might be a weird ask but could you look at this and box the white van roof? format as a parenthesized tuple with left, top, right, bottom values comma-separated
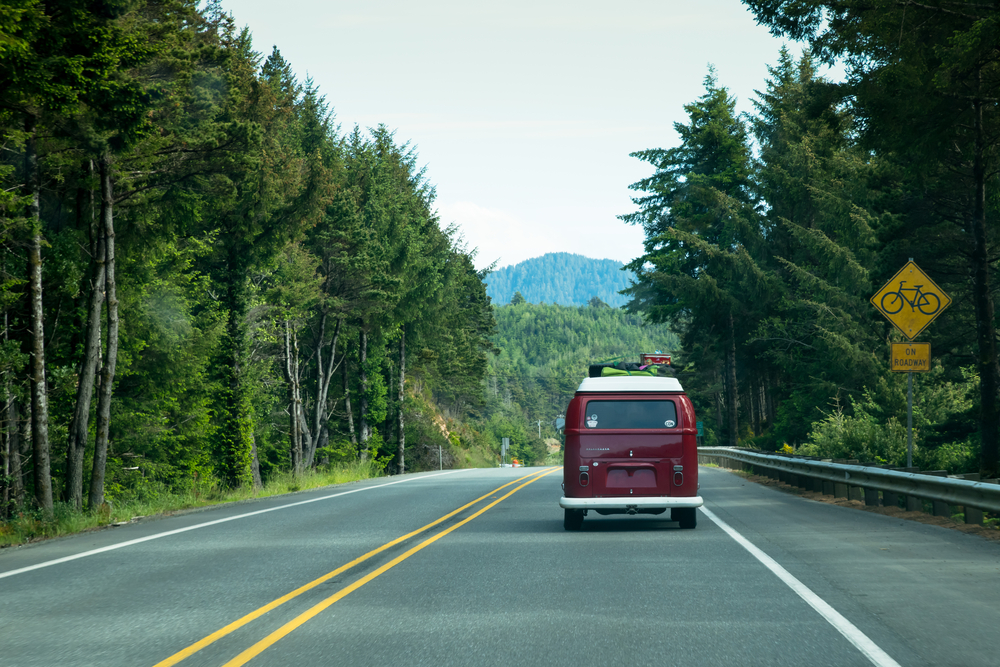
(576, 376, 684, 393)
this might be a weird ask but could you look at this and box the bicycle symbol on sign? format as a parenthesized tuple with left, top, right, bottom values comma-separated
(880, 281, 941, 316)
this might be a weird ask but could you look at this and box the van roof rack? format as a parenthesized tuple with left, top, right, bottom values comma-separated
(577, 377, 684, 392)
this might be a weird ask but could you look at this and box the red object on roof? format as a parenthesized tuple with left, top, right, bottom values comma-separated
(640, 353, 671, 366)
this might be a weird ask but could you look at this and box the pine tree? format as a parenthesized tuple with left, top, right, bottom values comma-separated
(744, 0, 1000, 474)
(206, 38, 325, 487)
(622, 69, 763, 446)
(749, 48, 884, 445)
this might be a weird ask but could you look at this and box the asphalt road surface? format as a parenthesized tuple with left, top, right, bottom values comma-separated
(2, 466, 999, 667)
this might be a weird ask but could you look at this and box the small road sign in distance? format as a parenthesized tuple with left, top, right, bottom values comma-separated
(891, 343, 930, 373)
(871, 261, 951, 339)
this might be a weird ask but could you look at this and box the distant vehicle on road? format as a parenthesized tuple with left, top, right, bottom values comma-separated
(560, 374, 703, 530)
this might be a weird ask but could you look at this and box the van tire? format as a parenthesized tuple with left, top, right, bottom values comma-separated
(672, 507, 697, 529)
(564, 509, 584, 530)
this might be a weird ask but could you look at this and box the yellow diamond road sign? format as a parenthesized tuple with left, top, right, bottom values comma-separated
(871, 261, 951, 340)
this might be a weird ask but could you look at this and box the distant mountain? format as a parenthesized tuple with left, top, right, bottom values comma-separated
(485, 252, 635, 307)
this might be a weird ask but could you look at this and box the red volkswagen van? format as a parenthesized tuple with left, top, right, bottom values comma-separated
(560, 375, 702, 530)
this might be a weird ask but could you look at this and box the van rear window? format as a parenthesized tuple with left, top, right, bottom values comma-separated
(583, 400, 677, 429)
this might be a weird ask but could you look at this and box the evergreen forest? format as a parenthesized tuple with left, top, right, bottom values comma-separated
(481, 300, 678, 465)
(485, 253, 635, 308)
(0, 0, 498, 523)
(625, 2, 1000, 477)
(4, 0, 1000, 535)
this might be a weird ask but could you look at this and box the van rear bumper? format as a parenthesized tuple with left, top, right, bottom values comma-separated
(560, 496, 703, 510)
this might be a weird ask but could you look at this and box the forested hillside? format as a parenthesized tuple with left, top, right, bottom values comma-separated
(5, 0, 1000, 534)
(625, 3, 1000, 476)
(478, 301, 677, 464)
(0, 1, 496, 522)
(485, 253, 634, 307)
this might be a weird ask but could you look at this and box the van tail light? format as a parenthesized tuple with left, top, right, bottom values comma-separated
(673, 465, 683, 486)
(579, 471, 590, 487)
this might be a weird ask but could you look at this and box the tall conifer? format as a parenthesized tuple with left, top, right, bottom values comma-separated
(744, 0, 1000, 473)
(623, 70, 761, 446)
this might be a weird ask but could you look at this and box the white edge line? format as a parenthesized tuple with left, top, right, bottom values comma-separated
(0, 469, 470, 580)
(699, 505, 902, 667)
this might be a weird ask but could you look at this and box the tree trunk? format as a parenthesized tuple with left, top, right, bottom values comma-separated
(726, 311, 739, 448)
(283, 320, 302, 473)
(756, 377, 765, 436)
(6, 395, 24, 506)
(396, 330, 405, 475)
(1, 347, 9, 518)
(383, 356, 394, 450)
(2, 392, 25, 518)
(2, 309, 14, 516)
(715, 385, 724, 436)
(343, 352, 356, 446)
(765, 371, 776, 429)
(359, 329, 370, 457)
(65, 163, 105, 509)
(25, 113, 52, 513)
(1, 412, 8, 519)
(89, 154, 120, 510)
(305, 314, 340, 469)
(970, 96, 1000, 477)
(291, 329, 313, 469)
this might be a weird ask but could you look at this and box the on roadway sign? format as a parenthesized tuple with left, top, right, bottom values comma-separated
(697, 421, 704, 436)
(871, 261, 951, 340)
(891, 343, 930, 373)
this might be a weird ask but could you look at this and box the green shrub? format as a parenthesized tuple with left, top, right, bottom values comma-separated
(798, 403, 906, 463)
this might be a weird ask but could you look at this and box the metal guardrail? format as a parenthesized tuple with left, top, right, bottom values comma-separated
(698, 447, 1000, 515)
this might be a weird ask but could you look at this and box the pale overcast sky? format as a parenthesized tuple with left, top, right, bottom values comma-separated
(222, 1, 806, 270)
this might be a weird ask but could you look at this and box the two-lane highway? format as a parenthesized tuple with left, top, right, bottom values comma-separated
(2, 466, 999, 666)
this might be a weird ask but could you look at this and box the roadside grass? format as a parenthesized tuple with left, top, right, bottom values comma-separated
(460, 446, 496, 469)
(0, 460, 382, 549)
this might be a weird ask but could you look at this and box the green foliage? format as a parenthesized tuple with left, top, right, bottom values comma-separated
(623, 68, 762, 447)
(111, 232, 223, 485)
(215, 387, 255, 488)
(365, 428, 394, 474)
(492, 301, 677, 370)
(478, 300, 678, 465)
(620, 34, 1000, 473)
(798, 402, 906, 464)
(0, 0, 500, 523)
(741, 0, 1000, 474)
(363, 344, 389, 426)
(480, 410, 543, 466)
(792, 366, 981, 474)
(315, 439, 359, 465)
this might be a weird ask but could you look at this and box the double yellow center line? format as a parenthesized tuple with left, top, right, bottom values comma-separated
(155, 467, 559, 667)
